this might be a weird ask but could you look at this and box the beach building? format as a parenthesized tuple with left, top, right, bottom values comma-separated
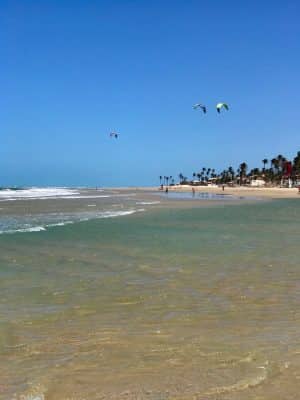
(250, 178, 266, 187)
(191, 180, 202, 186)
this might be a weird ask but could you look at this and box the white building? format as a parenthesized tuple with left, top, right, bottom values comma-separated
(250, 178, 265, 187)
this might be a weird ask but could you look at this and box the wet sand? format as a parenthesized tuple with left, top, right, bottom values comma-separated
(114, 185, 300, 199)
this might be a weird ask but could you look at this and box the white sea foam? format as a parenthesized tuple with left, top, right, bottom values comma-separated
(46, 221, 74, 227)
(0, 187, 142, 202)
(98, 210, 137, 218)
(0, 226, 46, 234)
(0, 209, 142, 235)
(0, 187, 117, 201)
(0, 187, 80, 201)
(59, 195, 111, 199)
(136, 201, 160, 205)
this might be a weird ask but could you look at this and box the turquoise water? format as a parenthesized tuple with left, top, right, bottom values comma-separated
(1, 197, 300, 399)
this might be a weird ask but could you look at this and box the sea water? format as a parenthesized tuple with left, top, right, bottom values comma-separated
(0, 189, 300, 399)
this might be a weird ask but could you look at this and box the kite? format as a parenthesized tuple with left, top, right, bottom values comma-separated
(216, 103, 229, 113)
(193, 103, 207, 113)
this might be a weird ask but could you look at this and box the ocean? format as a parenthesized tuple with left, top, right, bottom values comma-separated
(0, 188, 299, 399)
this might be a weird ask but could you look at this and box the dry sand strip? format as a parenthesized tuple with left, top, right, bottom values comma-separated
(171, 185, 299, 199)
(127, 185, 300, 199)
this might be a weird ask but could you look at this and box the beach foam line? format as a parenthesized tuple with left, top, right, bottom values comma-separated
(136, 201, 160, 205)
(0, 226, 46, 234)
(97, 210, 138, 218)
(1, 195, 112, 201)
(0, 209, 143, 235)
(0, 187, 80, 201)
(204, 371, 268, 396)
(59, 195, 111, 199)
(0, 187, 139, 201)
(0, 193, 117, 201)
(46, 221, 74, 227)
(203, 360, 290, 397)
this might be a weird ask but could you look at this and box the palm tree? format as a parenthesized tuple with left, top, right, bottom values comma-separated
(178, 173, 183, 184)
(293, 151, 300, 175)
(271, 158, 279, 176)
(277, 154, 283, 163)
(239, 162, 248, 185)
(252, 167, 260, 176)
(228, 166, 235, 181)
(159, 176, 162, 185)
(277, 155, 286, 174)
(262, 159, 268, 171)
(180, 176, 188, 184)
(220, 170, 226, 183)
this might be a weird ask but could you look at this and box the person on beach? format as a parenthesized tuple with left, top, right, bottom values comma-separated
(165, 187, 169, 193)
(192, 187, 195, 196)
(222, 185, 225, 191)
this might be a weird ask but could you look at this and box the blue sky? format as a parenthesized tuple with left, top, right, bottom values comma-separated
(1, 0, 300, 186)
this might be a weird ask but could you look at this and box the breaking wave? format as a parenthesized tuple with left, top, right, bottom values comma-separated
(0, 210, 142, 235)
(0, 187, 80, 200)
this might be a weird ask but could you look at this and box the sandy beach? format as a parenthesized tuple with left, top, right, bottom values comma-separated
(127, 185, 300, 199)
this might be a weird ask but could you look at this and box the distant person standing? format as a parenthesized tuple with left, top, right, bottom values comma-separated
(222, 185, 225, 191)
(192, 187, 195, 196)
(165, 187, 169, 194)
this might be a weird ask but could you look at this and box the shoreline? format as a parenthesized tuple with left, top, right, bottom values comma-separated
(1, 185, 299, 200)
(113, 185, 300, 199)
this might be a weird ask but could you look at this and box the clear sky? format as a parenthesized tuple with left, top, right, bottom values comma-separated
(1, 0, 300, 186)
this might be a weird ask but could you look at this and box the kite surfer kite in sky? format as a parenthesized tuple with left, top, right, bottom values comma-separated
(193, 103, 207, 113)
(216, 103, 229, 113)
(193, 102, 229, 114)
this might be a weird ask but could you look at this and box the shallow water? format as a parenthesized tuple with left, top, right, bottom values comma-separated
(1, 191, 300, 399)
(156, 190, 237, 200)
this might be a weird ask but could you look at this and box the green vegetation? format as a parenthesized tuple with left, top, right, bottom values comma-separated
(159, 151, 300, 187)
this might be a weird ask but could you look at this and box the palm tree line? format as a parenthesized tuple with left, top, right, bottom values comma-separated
(159, 151, 300, 186)
(159, 176, 174, 186)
